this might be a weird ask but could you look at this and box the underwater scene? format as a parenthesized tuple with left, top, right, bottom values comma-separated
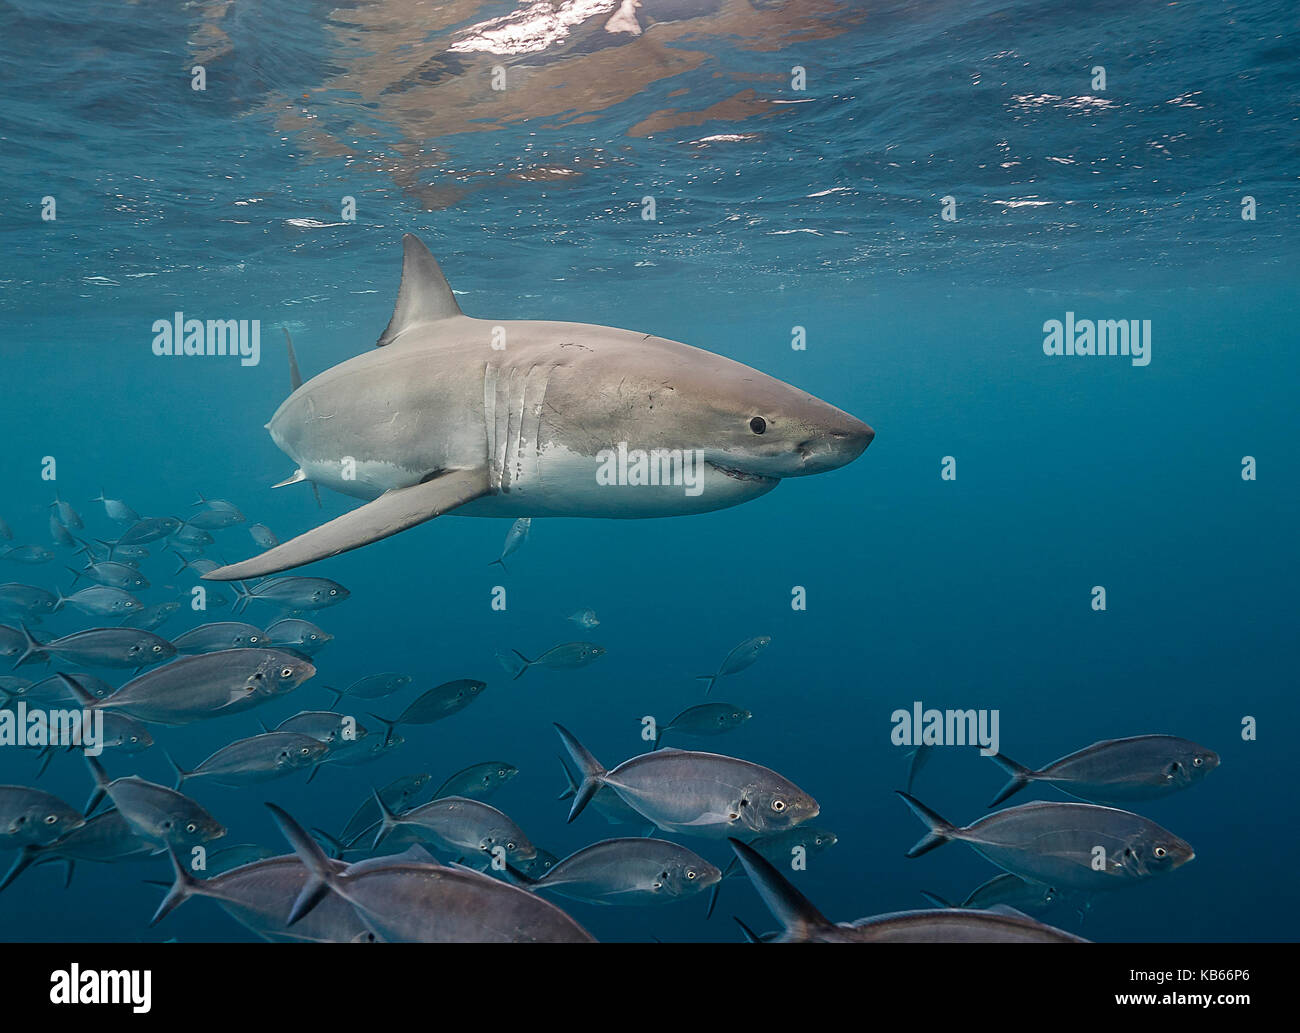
(0, 0, 1295, 951)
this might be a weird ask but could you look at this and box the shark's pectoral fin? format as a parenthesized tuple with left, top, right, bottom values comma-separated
(202, 469, 490, 581)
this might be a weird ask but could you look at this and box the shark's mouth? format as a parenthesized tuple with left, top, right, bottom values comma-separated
(707, 460, 779, 485)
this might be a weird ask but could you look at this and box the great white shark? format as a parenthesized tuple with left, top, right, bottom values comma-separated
(204, 234, 874, 581)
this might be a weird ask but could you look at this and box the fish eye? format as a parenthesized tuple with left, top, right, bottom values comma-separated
(771, 799, 786, 812)
(1154, 846, 1167, 858)
(43, 814, 57, 824)
(329, 589, 337, 596)
(1192, 756, 1203, 767)
(300, 747, 311, 755)
(185, 823, 197, 833)
(250, 636, 260, 643)
(686, 869, 697, 880)
(280, 667, 294, 678)
(152, 644, 163, 653)
(129, 736, 138, 744)
(507, 841, 516, 850)
(749, 416, 767, 434)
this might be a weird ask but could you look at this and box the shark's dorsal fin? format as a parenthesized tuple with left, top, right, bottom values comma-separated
(377, 234, 461, 347)
(284, 328, 303, 391)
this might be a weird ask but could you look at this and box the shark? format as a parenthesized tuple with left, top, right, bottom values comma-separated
(204, 234, 874, 581)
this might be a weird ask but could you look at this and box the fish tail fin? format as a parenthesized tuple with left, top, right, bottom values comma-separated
(555, 754, 578, 800)
(488, 556, 508, 574)
(987, 752, 1035, 806)
(310, 828, 345, 859)
(367, 713, 399, 747)
(164, 751, 190, 791)
(895, 791, 959, 858)
(95, 537, 118, 561)
(921, 890, 956, 908)
(51, 589, 66, 614)
(369, 786, 400, 849)
(733, 916, 765, 943)
(13, 623, 43, 669)
(506, 649, 531, 681)
(231, 581, 252, 616)
(83, 754, 110, 814)
(319, 686, 341, 711)
(310, 482, 322, 509)
(553, 723, 607, 823)
(64, 564, 84, 586)
(265, 802, 342, 925)
(905, 743, 933, 794)
(728, 838, 830, 940)
(150, 844, 200, 926)
(0, 847, 39, 893)
(695, 674, 718, 695)
(705, 880, 722, 920)
(172, 552, 193, 577)
(55, 673, 98, 709)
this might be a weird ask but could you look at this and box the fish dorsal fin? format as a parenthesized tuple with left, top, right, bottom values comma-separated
(377, 234, 462, 347)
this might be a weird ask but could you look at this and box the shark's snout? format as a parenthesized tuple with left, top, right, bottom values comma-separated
(796, 414, 874, 473)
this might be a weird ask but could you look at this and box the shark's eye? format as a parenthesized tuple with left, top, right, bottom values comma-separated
(749, 416, 767, 434)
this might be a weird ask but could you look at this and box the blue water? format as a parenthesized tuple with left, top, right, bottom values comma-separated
(1, 0, 1295, 942)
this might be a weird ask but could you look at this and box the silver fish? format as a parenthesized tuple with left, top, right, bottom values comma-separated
(232, 576, 349, 615)
(988, 735, 1220, 806)
(116, 517, 183, 546)
(87, 649, 315, 725)
(367, 793, 537, 868)
(173, 525, 215, 547)
(69, 561, 148, 591)
(12, 625, 175, 670)
(731, 839, 1086, 943)
(339, 773, 434, 844)
(556, 753, 644, 826)
(489, 517, 530, 572)
(121, 601, 182, 631)
(0, 785, 85, 848)
(0, 585, 58, 620)
(557, 724, 819, 839)
(921, 873, 1067, 915)
(248, 524, 280, 550)
(167, 732, 327, 789)
(1, 544, 53, 565)
(897, 792, 1195, 891)
(52, 585, 142, 617)
(269, 805, 594, 943)
(498, 642, 605, 681)
(0, 808, 154, 892)
(49, 515, 77, 548)
(696, 635, 770, 694)
(85, 758, 225, 852)
(654, 702, 751, 748)
(433, 761, 518, 801)
(172, 622, 266, 654)
(151, 848, 374, 942)
(566, 608, 600, 629)
(381, 679, 487, 725)
(264, 618, 331, 655)
(92, 491, 139, 523)
(513, 838, 721, 906)
(325, 672, 412, 706)
(49, 494, 83, 530)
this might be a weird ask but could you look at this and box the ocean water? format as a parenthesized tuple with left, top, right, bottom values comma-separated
(0, 0, 1295, 944)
